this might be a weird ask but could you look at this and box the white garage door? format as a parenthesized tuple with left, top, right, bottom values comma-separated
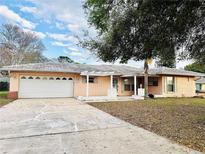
(19, 76, 74, 98)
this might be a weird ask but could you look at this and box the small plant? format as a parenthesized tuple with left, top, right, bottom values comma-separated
(0, 82, 9, 91)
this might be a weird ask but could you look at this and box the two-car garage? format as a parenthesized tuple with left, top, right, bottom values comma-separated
(19, 76, 74, 98)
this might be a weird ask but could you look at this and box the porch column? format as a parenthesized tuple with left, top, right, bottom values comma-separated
(110, 75, 113, 90)
(86, 74, 89, 97)
(134, 75, 137, 95)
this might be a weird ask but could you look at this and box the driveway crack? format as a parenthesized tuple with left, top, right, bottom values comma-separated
(0, 125, 127, 141)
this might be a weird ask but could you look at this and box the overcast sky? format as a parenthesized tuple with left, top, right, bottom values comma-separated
(0, 0, 191, 68)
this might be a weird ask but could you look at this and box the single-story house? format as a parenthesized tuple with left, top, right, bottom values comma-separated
(0, 62, 204, 99)
(196, 78, 205, 91)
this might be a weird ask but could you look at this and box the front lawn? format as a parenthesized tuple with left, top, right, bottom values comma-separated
(0, 91, 13, 107)
(0, 98, 13, 107)
(89, 98, 205, 152)
(0, 91, 8, 98)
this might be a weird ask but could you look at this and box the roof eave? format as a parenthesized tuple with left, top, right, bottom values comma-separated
(0, 69, 81, 74)
(156, 73, 205, 77)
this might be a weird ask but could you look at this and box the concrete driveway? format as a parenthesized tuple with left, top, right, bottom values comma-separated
(0, 98, 201, 154)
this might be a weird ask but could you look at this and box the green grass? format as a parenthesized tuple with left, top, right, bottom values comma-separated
(0, 91, 8, 98)
(0, 98, 12, 107)
(0, 91, 13, 107)
(89, 98, 205, 152)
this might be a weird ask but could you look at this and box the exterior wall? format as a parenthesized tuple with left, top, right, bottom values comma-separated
(9, 71, 196, 98)
(148, 77, 162, 95)
(108, 75, 195, 97)
(162, 76, 195, 97)
(74, 76, 110, 96)
(9, 71, 111, 97)
(10, 73, 19, 91)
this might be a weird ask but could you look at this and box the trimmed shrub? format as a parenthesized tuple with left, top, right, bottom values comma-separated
(148, 94, 155, 99)
(0, 82, 9, 91)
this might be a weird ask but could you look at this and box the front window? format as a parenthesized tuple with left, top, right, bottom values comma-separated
(166, 76, 175, 92)
(84, 76, 96, 83)
(148, 77, 158, 86)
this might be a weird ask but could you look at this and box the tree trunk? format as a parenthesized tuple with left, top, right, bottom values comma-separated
(144, 60, 149, 98)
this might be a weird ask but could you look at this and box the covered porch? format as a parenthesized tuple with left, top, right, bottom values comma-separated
(78, 71, 162, 101)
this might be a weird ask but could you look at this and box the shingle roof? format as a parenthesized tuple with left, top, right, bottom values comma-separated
(0, 62, 142, 75)
(149, 67, 205, 77)
(0, 62, 204, 77)
(196, 78, 205, 83)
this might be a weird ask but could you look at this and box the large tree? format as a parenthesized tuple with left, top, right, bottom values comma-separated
(83, 0, 205, 97)
(0, 24, 46, 67)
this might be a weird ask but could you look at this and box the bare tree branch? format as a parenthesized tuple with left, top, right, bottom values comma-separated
(0, 24, 46, 67)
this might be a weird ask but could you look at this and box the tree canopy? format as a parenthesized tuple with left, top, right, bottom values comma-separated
(83, 0, 204, 64)
(57, 56, 79, 64)
(184, 62, 205, 74)
(83, 0, 205, 97)
(0, 24, 46, 67)
(156, 46, 176, 68)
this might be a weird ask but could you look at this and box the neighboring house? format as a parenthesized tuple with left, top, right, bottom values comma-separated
(0, 74, 9, 82)
(196, 78, 205, 91)
(0, 62, 204, 99)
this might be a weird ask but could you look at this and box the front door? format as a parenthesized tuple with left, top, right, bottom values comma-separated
(113, 77, 118, 94)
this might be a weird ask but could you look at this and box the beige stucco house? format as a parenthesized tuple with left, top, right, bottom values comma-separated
(1, 62, 204, 99)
